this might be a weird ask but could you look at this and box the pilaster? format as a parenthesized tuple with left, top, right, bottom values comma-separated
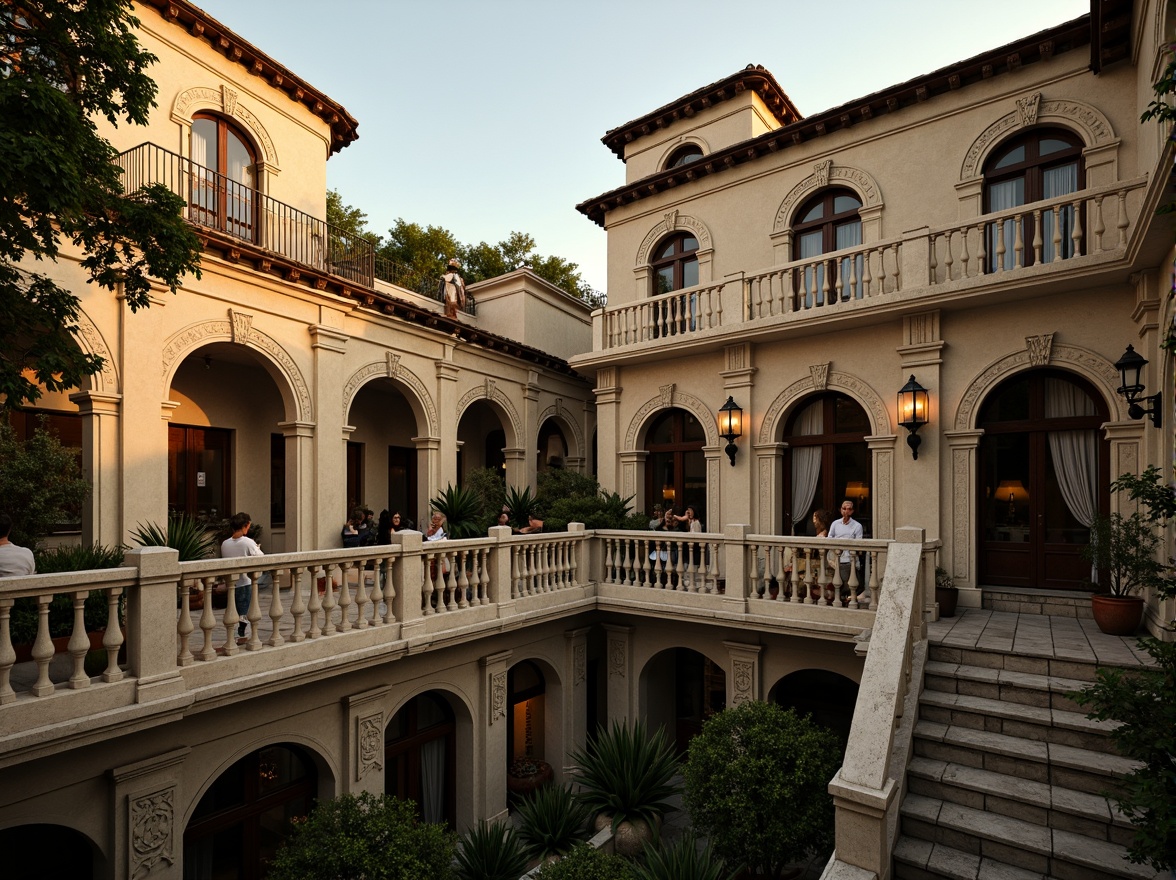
(594, 368, 620, 493)
(110, 747, 190, 880)
(723, 641, 763, 706)
(602, 623, 634, 724)
(480, 649, 513, 824)
(122, 289, 168, 547)
(343, 686, 392, 796)
(563, 627, 591, 776)
(720, 343, 756, 529)
(523, 371, 541, 491)
(69, 390, 122, 548)
(436, 358, 461, 490)
(944, 429, 983, 606)
(310, 320, 349, 547)
(278, 421, 315, 552)
(754, 442, 786, 535)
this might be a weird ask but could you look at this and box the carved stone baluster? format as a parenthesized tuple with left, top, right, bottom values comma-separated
(267, 568, 286, 646)
(480, 548, 492, 604)
(509, 546, 521, 599)
(287, 567, 306, 640)
(868, 551, 881, 611)
(1092, 195, 1105, 252)
(222, 578, 241, 656)
(354, 560, 370, 628)
(197, 577, 217, 660)
(177, 581, 195, 666)
(942, 230, 953, 282)
(336, 563, 353, 632)
(1071, 197, 1083, 257)
(1049, 206, 1062, 261)
(847, 554, 862, 609)
(892, 242, 902, 290)
(959, 227, 970, 278)
(245, 572, 263, 649)
(862, 249, 873, 296)
(995, 221, 1007, 272)
(443, 552, 458, 610)
(785, 267, 796, 312)
(382, 557, 398, 621)
(322, 566, 339, 634)
(307, 567, 324, 636)
(639, 539, 651, 587)
(455, 551, 469, 608)
(1013, 215, 1024, 268)
(66, 592, 89, 688)
(0, 599, 15, 703)
(976, 223, 987, 275)
(929, 234, 939, 284)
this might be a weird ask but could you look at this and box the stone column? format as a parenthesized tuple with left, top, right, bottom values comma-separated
(435, 357, 460, 490)
(480, 649, 513, 824)
(723, 641, 763, 706)
(110, 747, 190, 880)
(753, 442, 785, 535)
(563, 626, 591, 777)
(720, 342, 756, 531)
(594, 368, 620, 492)
(413, 436, 441, 524)
(310, 322, 349, 548)
(943, 430, 983, 607)
(522, 371, 541, 491)
(503, 447, 526, 492)
(602, 623, 634, 724)
(69, 390, 122, 548)
(618, 451, 647, 513)
(343, 686, 391, 796)
(1104, 421, 1144, 514)
(121, 290, 168, 547)
(279, 420, 314, 552)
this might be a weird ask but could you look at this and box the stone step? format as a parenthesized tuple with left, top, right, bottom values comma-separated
(894, 834, 1048, 880)
(923, 659, 1091, 713)
(907, 756, 1135, 849)
(899, 794, 1161, 879)
(918, 688, 1120, 753)
(913, 720, 1140, 798)
(928, 644, 1102, 683)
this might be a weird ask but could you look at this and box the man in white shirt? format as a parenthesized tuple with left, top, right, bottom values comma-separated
(221, 511, 263, 639)
(827, 500, 866, 603)
(0, 514, 35, 576)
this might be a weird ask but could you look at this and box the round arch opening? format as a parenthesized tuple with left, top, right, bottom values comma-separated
(0, 823, 97, 878)
(385, 691, 457, 828)
(769, 669, 859, 750)
(640, 647, 726, 756)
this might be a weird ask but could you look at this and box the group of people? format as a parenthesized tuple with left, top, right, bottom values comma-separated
(342, 508, 414, 548)
(784, 500, 868, 605)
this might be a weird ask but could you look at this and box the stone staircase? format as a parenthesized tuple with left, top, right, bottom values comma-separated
(894, 639, 1161, 880)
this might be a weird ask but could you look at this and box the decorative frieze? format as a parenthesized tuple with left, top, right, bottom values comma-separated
(130, 788, 175, 879)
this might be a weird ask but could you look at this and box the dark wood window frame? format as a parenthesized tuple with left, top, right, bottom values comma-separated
(644, 408, 706, 518)
(791, 188, 864, 303)
(651, 232, 699, 295)
(664, 144, 704, 169)
(191, 112, 260, 243)
(384, 693, 457, 828)
(782, 393, 871, 536)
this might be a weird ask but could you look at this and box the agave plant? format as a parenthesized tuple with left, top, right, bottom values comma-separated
(430, 483, 486, 539)
(514, 782, 592, 862)
(569, 720, 679, 856)
(453, 820, 530, 880)
(630, 833, 733, 880)
(504, 484, 538, 528)
(131, 512, 218, 561)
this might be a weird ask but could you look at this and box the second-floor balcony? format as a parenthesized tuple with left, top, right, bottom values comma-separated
(116, 143, 476, 314)
(589, 178, 1147, 357)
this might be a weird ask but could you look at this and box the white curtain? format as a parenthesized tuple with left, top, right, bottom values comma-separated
(791, 401, 823, 528)
(988, 178, 1023, 270)
(1042, 163, 1079, 261)
(836, 220, 863, 299)
(1044, 378, 1098, 530)
(419, 737, 445, 824)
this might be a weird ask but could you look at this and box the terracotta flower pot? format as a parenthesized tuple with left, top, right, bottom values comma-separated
(936, 586, 959, 618)
(506, 759, 552, 798)
(1090, 594, 1144, 636)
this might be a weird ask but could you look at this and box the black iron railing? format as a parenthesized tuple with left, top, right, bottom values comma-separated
(117, 142, 375, 287)
(373, 256, 476, 315)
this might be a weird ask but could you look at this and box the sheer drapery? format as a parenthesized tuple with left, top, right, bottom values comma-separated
(836, 221, 864, 299)
(1042, 163, 1079, 262)
(791, 401, 823, 527)
(798, 229, 825, 307)
(988, 178, 1024, 270)
(419, 737, 445, 824)
(1044, 378, 1098, 530)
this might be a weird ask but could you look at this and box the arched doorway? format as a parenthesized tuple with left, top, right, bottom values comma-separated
(977, 370, 1108, 590)
(385, 692, 456, 827)
(507, 660, 547, 796)
(346, 378, 422, 525)
(0, 823, 95, 878)
(644, 408, 706, 518)
(770, 669, 859, 751)
(782, 393, 871, 536)
(183, 743, 317, 880)
(640, 647, 726, 756)
(457, 401, 509, 484)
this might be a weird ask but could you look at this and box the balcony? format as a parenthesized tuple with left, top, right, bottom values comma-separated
(0, 528, 935, 765)
(115, 143, 476, 315)
(587, 179, 1147, 359)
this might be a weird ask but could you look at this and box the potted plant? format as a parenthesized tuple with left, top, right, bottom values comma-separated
(934, 566, 958, 618)
(1081, 511, 1161, 635)
(507, 755, 554, 799)
(683, 701, 840, 880)
(132, 513, 220, 607)
(569, 720, 679, 858)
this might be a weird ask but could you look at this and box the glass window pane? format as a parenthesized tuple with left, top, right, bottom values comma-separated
(798, 230, 824, 259)
(988, 177, 1025, 211)
(834, 396, 870, 434)
(680, 235, 698, 252)
(833, 194, 862, 213)
(1039, 137, 1071, 156)
(192, 117, 218, 169)
(656, 267, 674, 295)
(654, 240, 676, 260)
(1042, 163, 1078, 199)
(681, 257, 698, 289)
(979, 377, 1030, 423)
(801, 202, 824, 223)
(834, 220, 862, 250)
(682, 412, 705, 442)
(648, 412, 674, 445)
(992, 144, 1025, 170)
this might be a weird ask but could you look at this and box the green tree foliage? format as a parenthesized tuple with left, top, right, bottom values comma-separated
(536, 469, 645, 532)
(0, 420, 89, 549)
(683, 701, 841, 879)
(266, 792, 456, 880)
(379, 218, 463, 294)
(0, 0, 202, 410)
(326, 189, 380, 244)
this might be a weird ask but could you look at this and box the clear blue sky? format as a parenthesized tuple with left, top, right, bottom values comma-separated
(191, 0, 1088, 292)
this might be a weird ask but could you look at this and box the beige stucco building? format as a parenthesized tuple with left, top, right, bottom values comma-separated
(0, 0, 1172, 878)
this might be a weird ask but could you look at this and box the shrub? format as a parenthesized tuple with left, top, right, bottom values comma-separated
(10, 544, 127, 644)
(1082, 512, 1170, 597)
(34, 543, 126, 573)
(569, 720, 679, 832)
(684, 701, 841, 879)
(0, 419, 89, 549)
(504, 484, 538, 528)
(533, 843, 633, 880)
(514, 782, 592, 861)
(630, 833, 732, 880)
(462, 467, 506, 533)
(453, 820, 529, 880)
(266, 792, 455, 880)
(131, 513, 218, 561)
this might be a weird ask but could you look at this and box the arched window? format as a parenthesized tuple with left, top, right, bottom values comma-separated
(792, 188, 863, 305)
(984, 128, 1084, 269)
(385, 692, 456, 827)
(651, 232, 699, 295)
(978, 369, 1107, 590)
(782, 393, 871, 536)
(191, 113, 258, 241)
(184, 743, 316, 879)
(664, 144, 703, 169)
(644, 408, 705, 518)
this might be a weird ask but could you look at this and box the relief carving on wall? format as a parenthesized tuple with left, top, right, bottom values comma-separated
(229, 308, 253, 344)
(130, 788, 174, 879)
(386, 351, 402, 377)
(731, 659, 753, 704)
(491, 671, 507, 724)
(457, 380, 522, 444)
(635, 213, 713, 266)
(961, 99, 1114, 180)
(342, 359, 438, 433)
(659, 383, 675, 408)
(952, 446, 973, 579)
(1025, 333, 1054, 367)
(758, 371, 890, 444)
(73, 308, 119, 393)
(608, 637, 626, 679)
(773, 164, 882, 232)
(1016, 92, 1041, 126)
(813, 159, 832, 187)
(221, 85, 239, 116)
(358, 714, 384, 780)
(809, 363, 830, 391)
(573, 644, 586, 685)
(625, 389, 719, 450)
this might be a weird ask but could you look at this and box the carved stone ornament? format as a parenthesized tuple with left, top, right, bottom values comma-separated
(130, 788, 175, 879)
(491, 671, 507, 723)
(608, 638, 625, 678)
(229, 308, 253, 344)
(555, 397, 563, 418)
(486, 377, 496, 399)
(814, 159, 832, 188)
(221, 84, 238, 116)
(1016, 92, 1041, 127)
(809, 363, 830, 391)
(659, 383, 675, 408)
(386, 351, 402, 377)
(664, 209, 679, 230)
(1025, 333, 1054, 367)
(626, 388, 721, 450)
(457, 380, 522, 444)
(574, 644, 586, 684)
(358, 714, 384, 779)
(732, 659, 753, 705)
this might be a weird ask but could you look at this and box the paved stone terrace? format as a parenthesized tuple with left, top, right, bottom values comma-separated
(927, 608, 1156, 669)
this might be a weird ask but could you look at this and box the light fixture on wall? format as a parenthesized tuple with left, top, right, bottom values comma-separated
(897, 375, 929, 460)
(1114, 344, 1162, 428)
(845, 481, 870, 503)
(717, 396, 743, 466)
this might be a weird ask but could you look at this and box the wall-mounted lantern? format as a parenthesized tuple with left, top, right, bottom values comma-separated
(718, 396, 743, 466)
(1114, 344, 1162, 429)
(897, 375, 929, 460)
